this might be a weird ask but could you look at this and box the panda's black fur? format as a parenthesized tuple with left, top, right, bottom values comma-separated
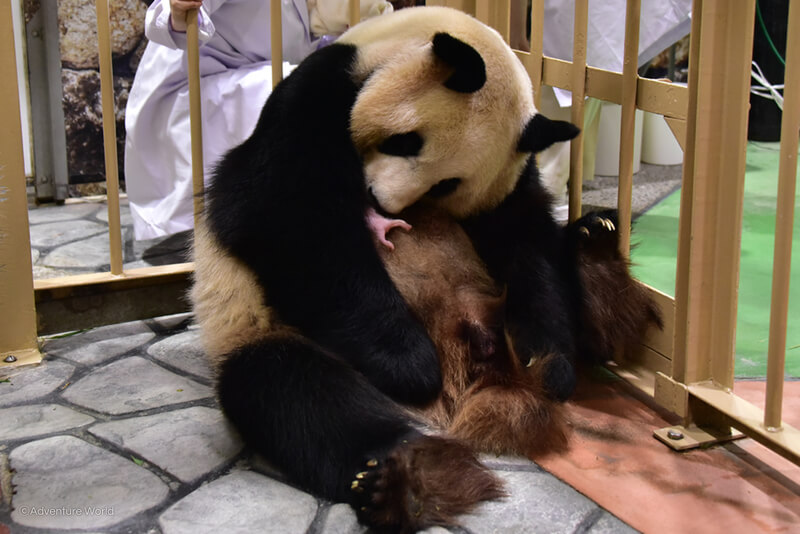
(193, 7, 661, 533)
(462, 157, 584, 400)
(207, 43, 442, 406)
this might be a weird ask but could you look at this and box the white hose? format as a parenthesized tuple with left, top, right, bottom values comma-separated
(751, 60, 784, 111)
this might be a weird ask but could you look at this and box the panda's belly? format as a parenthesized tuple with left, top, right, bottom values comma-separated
(190, 221, 274, 368)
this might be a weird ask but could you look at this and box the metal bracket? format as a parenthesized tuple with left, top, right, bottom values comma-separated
(0, 348, 43, 371)
(654, 424, 744, 452)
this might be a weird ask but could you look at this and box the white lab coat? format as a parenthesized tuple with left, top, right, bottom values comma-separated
(124, 0, 315, 240)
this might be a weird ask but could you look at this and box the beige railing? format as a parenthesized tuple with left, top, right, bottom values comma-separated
(0, 0, 797, 465)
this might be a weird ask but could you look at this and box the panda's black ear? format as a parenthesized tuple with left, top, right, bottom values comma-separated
(432, 32, 486, 93)
(517, 114, 581, 153)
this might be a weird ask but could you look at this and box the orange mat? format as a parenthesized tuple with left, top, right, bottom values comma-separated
(537, 375, 800, 533)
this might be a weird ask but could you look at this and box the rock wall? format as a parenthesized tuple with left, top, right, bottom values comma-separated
(28, 0, 150, 189)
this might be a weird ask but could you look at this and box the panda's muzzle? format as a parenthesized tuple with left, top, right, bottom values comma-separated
(367, 187, 391, 216)
(425, 178, 462, 198)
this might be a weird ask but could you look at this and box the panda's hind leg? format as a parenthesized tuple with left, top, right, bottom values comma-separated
(215, 332, 502, 532)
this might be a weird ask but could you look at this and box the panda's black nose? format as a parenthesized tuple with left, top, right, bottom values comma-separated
(426, 178, 462, 198)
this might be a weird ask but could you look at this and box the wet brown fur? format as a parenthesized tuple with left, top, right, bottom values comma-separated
(572, 214, 664, 364)
(379, 205, 570, 459)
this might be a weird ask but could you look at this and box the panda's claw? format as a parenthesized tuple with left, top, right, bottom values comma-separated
(579, 226, 590, 237)
(367, 458, 378, 467)
(600, 218, 615, 231)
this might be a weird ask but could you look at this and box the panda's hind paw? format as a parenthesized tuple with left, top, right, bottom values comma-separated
(352, 454, 407, 531)
(352, 436, 504, 533)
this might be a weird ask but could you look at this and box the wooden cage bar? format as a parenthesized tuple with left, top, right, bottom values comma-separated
(678, 0, 755, 390)
(528, 0, 544, 109)
(271, 0, 283, 88)
(669, 0, 704, 387)
(616, 0, 641, 256)
(0, 0, 41, 367)
(187, 9, 205, 220)
(476, 0, 510, 43)
(764, 0, 800, 431)
(349, 0, 361, 28)
(567, 0, 588, 222)
(94, 0, 124, 275)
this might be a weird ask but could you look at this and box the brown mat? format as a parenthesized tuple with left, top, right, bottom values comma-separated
(536, 375, 800, 533)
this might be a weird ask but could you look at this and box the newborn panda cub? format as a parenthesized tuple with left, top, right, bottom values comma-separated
(368, 202, 663, 459)
(368, 205, 569, 458)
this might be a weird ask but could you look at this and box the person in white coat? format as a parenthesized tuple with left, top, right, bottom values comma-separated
(125, 0, 393, 240)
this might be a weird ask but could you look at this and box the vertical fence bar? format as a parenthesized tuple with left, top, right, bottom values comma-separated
(764, 0, 800, 430)
(616, 0, 641, 256)
(529, 0, 544, 109)
(675, 0, 756, 389)
(476, 0, 510, 43)
(271, 1, 283, 89)
(95, 0, 123, 275)
(428, 1, 476, 15)
(349, 0, 360, 28)
(0, 0, 41, 366)
(568, 0, 588, 222)
(475, 0, 488, 23)
(186, 10, 204, 220)
(671, 0, 704, 383)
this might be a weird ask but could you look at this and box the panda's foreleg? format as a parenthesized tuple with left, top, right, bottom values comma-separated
(215, 332, 503, 532)
(463, 173, 581, 401)
(565, 210, 664, 362)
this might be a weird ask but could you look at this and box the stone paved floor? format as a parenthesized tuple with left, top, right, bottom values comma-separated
(28, 196, 192, 280)
(1, 315, 637, 533)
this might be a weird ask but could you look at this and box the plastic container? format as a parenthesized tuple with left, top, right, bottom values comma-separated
(641, 111, 683, 165)
(594, 102, 643, 176)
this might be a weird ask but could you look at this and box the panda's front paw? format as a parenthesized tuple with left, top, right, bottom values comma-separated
(570, 210, 620, 259)
(575, 211, 617, 236)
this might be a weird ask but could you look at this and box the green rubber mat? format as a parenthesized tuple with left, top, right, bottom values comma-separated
(631, 142, 800, 378)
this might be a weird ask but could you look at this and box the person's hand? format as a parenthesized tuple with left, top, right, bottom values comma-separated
(170, 0, 203, 32)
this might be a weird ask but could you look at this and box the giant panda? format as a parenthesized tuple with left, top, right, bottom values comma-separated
(191, 6, 660, 532)
(374, 204, 571, 459)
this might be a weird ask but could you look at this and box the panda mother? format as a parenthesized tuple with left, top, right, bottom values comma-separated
(193, 6, 590, 532)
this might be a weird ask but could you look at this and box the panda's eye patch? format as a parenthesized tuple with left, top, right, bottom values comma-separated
(377, 132, 423, 157)
(426, 178, 462, 198)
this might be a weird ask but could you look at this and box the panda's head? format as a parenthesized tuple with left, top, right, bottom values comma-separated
(339, 6, 579, 218)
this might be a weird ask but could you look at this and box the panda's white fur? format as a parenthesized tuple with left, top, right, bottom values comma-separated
(342, 7, 535, 216)
(191, 221, 274, 365)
